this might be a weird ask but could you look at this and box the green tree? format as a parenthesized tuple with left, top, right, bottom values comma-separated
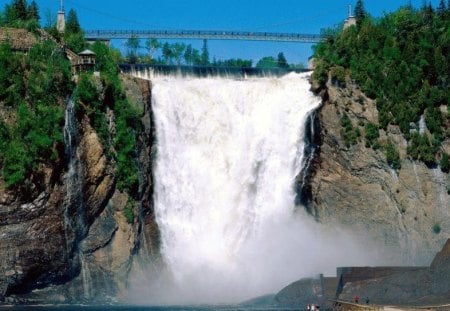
(354, 0, 366, 26)
(386, 141, 401, 169)
(145, 38, 160, 61)
(201, 39, 209, 66)
(256, 56, 277, 68)
(27, 0, 39, 20)
(340, 113, 360, 147)
(191, 48, 201, 65)
(12, 0, 27, 20)
(172, 43, 186, 65)
(162, 42, 172, 64)
(184, 44, 193, 65)
(365, 122, 380, 148)
(440, 153, 450, 173)
(65, 9, 81, 34)
(330, 65, 346, 87)
(63, 9, 85, 52)
(437, 0, 446, 16)
(277, 52, 289, 68)
(0, 42, 24, 106)
(126, 35, 140, 64)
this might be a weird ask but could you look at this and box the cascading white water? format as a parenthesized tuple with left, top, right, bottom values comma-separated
(64, 97, 91, 299)
(138, 72, 376, 304)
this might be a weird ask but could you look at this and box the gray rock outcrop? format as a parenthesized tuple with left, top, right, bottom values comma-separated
(308, 76, 450, 265)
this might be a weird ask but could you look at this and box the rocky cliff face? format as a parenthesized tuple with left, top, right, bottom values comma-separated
(0, 76, 158, 304)
(1, 70, 448, 304)
(308, 76, 450, 265)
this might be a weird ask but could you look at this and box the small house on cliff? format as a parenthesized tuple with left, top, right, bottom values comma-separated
(72, 49, 96, 73)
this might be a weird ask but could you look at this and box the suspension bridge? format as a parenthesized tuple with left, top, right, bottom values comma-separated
(84, 29, 324, 43)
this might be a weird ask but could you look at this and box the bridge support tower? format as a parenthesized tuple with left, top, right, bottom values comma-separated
(57, 0, 65, 33)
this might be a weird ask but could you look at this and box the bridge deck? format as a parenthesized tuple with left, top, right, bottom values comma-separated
(85, 29, 323, 43)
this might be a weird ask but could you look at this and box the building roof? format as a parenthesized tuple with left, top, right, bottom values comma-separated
(78, 49, 96, 56)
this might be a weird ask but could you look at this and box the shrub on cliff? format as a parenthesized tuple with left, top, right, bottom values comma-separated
(441, 153, 450, 173)
(407, 133, 437, 167)
(312, 59, 329, 87)
(0, 42, 25, 106)
(386, 141, 401, 170)
(365, 122, 380, 148)
(340, 113, 361, 147)
(330, 65, 346, 87)
(123, 198, 135, 224)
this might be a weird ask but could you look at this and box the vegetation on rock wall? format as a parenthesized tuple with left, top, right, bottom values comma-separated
(74, 40, 142, 195)
(386, 141, 401, 170)
(0, 0, 142, 201)
(340, 112, 361, 147)
(314, 1, 450, 171)
(314, 1, 449, 169)
(0, 40, 72, 188)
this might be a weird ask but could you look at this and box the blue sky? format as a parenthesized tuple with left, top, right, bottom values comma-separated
(0, 0, 443, 64)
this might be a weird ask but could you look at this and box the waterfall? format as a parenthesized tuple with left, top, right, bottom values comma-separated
(136, 72, 374, 304)
(64, 97, 90, 298)
(419, 115, 426, 134)
(79, 253, 93, 300)
(432, 168, 448, 215)
(64, 97, 87, 238)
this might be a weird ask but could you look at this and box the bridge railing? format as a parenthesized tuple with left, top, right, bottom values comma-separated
(85, 29, 324, 43)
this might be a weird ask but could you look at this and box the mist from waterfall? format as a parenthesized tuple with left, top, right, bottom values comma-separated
(130, 73, 379, 305)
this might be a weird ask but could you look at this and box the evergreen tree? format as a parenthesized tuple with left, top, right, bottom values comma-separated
(12, 0, 27, 20)
(65, 9, 81, 34)
(27, 0, 39, 20)
(354, 0, 366, 26)
(421, 0, 428, 10)
(256, 56, 277, 68)
(437, 0, 446, 16)
(406, 0, 413, 10)
(126, 35, 140, 64)
(145, 38, 160, 61)
(277, 52, 289, 68)
(184, 44, 193, 65)
(172, 43, 185, 65)
(162, 42, 172, 64)
(201, 39, 209, 66)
